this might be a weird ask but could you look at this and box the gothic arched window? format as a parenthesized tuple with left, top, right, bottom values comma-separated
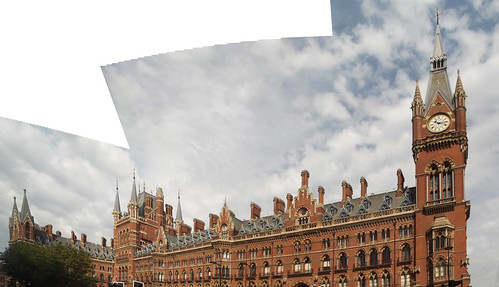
(369, 248, 378, 266)
(429, 164, 439, 201)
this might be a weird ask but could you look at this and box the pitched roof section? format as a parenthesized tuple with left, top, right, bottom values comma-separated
(20, 189, 34, 224)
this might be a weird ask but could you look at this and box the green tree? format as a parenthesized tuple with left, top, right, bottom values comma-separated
(0, 241, 97, 287)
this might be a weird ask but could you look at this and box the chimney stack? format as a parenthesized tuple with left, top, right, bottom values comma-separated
(342, 181, 353, 202)
(318, 186, 325, 205)
(360, 177, 368, 198)
(286, 193, 293, 211)
(193, 218, 205, 232)
(71, 231, 77, 245)
(396, 169, 405, 197)
(273, 197, 285, 215)
(45, 224, 53, 241)
(165, 204, 173, 216)
(101, 237, 107, 248)
(56, 230, 61, 237)
(81, 233, 87, 246)
(250, 202, 261, 220)
(301, 170, 310, 187)
(110, 238, 114, 249)
(209, 213, 219, 229)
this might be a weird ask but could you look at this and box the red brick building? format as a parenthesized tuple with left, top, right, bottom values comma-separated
(8, 21, 471, 287)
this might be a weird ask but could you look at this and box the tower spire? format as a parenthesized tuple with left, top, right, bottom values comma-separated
(425, 17, 453, 113)
(114, 180, 121, 213)
(175, 189, 183, 222)
(9, 196, 19, 227)
(130, 169, 138, 202)
(20, 189, 33, 223)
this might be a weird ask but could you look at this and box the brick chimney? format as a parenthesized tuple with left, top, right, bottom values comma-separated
(81, 233, 87, 246)
(101, 237, 107, 248)
(179, 224, 192, 236)
(286, 193, 293, 210)
(250, 202, 261, 220)
(396, 169, 405, 197)
(360, 177, 368, 198)
(318, 186, 325, 205)
(71, 231, 77, 245)
(110, 238, 114, 249)
(165, 204, 173, 216)
(193, 218, 205, 232)
(342, 181, 353, 202)
(301, 170, 310, 187)
(209, 213, 219, 229)
(273, 197, 285, 215)
(56, 230, 61, 237)
(44, 224, 53, 241)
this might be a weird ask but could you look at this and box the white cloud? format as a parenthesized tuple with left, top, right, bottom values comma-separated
(1, 1, 497, 286)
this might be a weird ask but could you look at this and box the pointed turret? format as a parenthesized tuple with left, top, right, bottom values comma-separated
(412, 80, 424, 143)
(130, 171, 138, 202)
(9, 196, 19, 227)
(128, 170, 139, 218)
(454, 69, 468, 133)
(114, 181, 121, 213)
(20, 189, 33, 224)
(412, 80, 423, 117)
(425, 21, 453, 113)
(175, 191, 183, 223)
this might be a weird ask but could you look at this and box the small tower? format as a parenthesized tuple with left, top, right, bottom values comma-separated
(20, 189, 35, 241)
(412, 17, 471, 287)
(175, 190, 184, 235)
(9, 196, 20, 241)
(128, 170, 139, 218)
(113, 180, 121, 223)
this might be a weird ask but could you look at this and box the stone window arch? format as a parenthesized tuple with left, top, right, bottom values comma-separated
(321, 254, 331, 270)
(369, 248, 378, 266)
(275, 260, 283, 275)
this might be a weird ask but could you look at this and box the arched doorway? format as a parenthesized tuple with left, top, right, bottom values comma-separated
(294, 282, 309, 287)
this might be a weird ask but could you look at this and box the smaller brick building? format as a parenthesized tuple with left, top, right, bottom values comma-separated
(8, 190, 115, 287)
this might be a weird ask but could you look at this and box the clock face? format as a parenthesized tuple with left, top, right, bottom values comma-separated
(428, 114, 450, 133)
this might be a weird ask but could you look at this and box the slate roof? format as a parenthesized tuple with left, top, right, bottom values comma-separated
(322, 187, 416, 221)
(166, 187, 415, 250)
(31, 226, 114, 260)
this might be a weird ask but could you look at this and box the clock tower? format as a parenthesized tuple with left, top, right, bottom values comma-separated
(411, 20, 471, 286)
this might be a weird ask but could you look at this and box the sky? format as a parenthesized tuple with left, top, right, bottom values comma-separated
(1, 0, 499, 286)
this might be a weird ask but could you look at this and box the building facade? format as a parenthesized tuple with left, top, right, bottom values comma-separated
(8, 22, 471, 287)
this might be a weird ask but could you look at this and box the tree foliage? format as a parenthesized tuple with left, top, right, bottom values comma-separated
(0, 241, 97, 287)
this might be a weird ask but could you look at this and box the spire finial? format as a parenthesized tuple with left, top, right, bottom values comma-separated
(224, 197, 227, 207)
(143, 181, 146, 193)
(116, 180, 119, 191)
(434, 8, 443, 25)
(133, 169, 136, 180)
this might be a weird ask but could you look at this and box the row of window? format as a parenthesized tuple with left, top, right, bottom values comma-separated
(160, 245, 411, 281)
(428, 162, 454, 201)
(162, 236, 412, 269)
(135, 271, 412, 287)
